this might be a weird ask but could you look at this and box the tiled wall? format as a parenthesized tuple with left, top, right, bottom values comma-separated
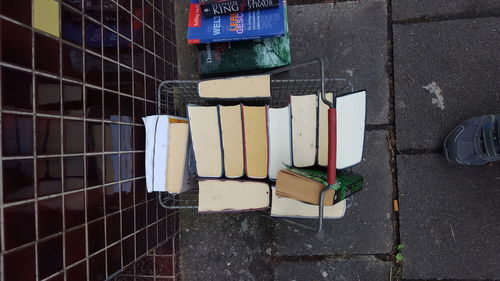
(0, 0, 179, 280)
(112, 232, 181, 281)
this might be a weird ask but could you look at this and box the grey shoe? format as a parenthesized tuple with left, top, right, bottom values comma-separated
(444, 114, 500, 165)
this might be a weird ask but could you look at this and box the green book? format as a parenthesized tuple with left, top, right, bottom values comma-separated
(198, 4, 290, 75)
(285, 166, 364, 204)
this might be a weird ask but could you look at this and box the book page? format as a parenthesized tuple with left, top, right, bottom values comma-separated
(219, 105, 244, 178)
(243, 106, 268, 178)
(271, 188, 345, 218)
(188, 106, 223, 177)
(268, 106, 292, 179)
(198, 180, 270, 212)
(199, 75, 271, 98)
(291, 94, 318, 167)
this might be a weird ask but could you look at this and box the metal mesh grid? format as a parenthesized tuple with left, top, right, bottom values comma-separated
(156, 77, 353, 209)
(157, 78, 353, 118)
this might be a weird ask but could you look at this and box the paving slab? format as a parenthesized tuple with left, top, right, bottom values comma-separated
(174, 0, 200, 80)
(179, 211, 273, 281)
(287, 1, 390, 125)
(392, 0, 500, 21)
(273, 259, 392, 281)
(397, 154, 500, 279)
(393, 17, 500, 150)
(271, 130, 394, 256)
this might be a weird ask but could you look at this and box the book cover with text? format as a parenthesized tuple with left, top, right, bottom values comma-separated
(187, 0, 286, 44)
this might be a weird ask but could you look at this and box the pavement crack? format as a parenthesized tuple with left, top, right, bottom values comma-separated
(271, 253, 394, 264)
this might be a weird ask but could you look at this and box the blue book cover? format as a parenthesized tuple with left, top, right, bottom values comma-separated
(187, 0, 286, 44)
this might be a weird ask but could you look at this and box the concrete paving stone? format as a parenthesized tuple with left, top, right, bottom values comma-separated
(393, 0, 500, 21)
(393, 17, 500, 150)
(271, 130, 394, 256)
(397, 154, 500, 279)
(273, 259, 393, 281)
(179, 211, 274, 281)
(287, 1, 390, 125)
(175, 0, 200, 80)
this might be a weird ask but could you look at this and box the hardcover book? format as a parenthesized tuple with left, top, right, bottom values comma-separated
(143, 115, 191, 193)
(270, 187, 346, 219)
(187, 0, 286, 44)
(291, 94, 317, 167)
(187, 105, 223, 177)
(198, 75, 271, 98)
(318, 91, 367, 168)
(276, 167, 364, 205)
(198, 179, 270, 212)
(276, 169, 334, 205)
(198, 2, 290, 75)
(198, 33, 290, 74)
(242, 105, 269, 179)
(267, 106, 292, 180)
(201, 0, 280, 18)
(219, 105, 245, 178)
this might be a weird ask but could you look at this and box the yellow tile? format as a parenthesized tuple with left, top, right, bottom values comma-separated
(33, 0, 60, 37)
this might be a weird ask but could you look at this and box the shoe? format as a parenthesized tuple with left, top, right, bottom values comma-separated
(443, 114, 500, 165)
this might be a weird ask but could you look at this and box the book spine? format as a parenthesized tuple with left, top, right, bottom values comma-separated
(201, 0, 279, 18)
(194, 34, 280, 44)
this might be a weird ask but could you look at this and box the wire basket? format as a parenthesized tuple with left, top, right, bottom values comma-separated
(156, 59, 353, 212)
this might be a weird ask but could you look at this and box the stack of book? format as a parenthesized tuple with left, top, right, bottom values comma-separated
(143, 115, 193, 194)
(187, 0, 291, 75)
(188, 78, 364, 216)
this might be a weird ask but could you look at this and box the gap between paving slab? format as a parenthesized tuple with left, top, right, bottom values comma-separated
(179, 130, 395, 280)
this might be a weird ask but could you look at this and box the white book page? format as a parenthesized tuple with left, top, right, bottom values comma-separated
(270, 188, 346, 219)
(143, 116, 158, 192)
(268, 106, 292, 180)
(291, 95, 317, 167)
(153, 116, 170, 190)
(336, 91, 366, 169)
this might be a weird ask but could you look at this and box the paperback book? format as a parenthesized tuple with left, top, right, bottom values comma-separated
(198, 31, 290, 75)
(198, 179, 270, 212)
(201, 0, 280, 18)
(271, 187, 346, 219)
(197, 2, 290, 74)
(187, 0, 286, 44)
(143, 115, 192, 194)
(276, 167, 364, 205)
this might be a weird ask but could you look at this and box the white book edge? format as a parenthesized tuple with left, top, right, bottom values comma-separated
(218, 104, 244, 178)
(291, 94, 318, 167)
(198, 75, 271, 99)
(270, 187, 346, 219)
(143, 115, 187, 193)
(198, 180, 270, 212)
(267, 105, 292, 180)
(187, 105, 223, 178)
